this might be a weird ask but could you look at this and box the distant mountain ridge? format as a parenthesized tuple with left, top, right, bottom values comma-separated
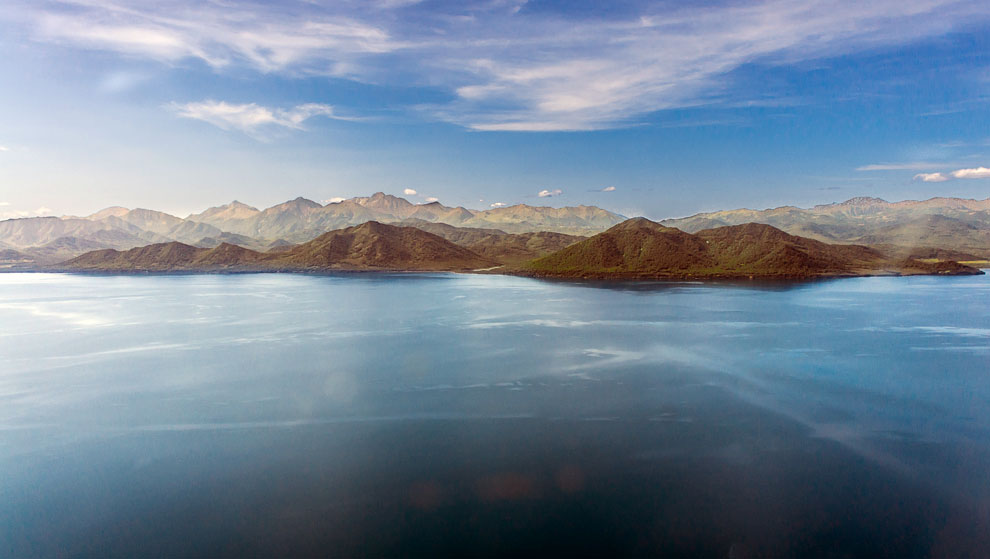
(5, 194, 990, 267)
(661, 196, 990, 258)
(0, 193, 624, 264)
(187, 192, 624, 241)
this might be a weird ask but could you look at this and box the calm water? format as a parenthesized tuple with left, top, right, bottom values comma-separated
(1, 272, 989, 557)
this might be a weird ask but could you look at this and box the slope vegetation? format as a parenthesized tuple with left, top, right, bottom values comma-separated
(525, 218, 981, 279)
(63, 222, 495, 272)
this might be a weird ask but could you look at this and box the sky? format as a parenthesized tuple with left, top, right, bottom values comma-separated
(1, 0, 989, 220)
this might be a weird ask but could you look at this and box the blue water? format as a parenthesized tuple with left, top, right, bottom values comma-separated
(1, 272, 988, 557)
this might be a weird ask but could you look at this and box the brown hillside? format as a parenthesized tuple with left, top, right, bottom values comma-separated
(270, 221, 495, 271)
(525, 218, 981, 279)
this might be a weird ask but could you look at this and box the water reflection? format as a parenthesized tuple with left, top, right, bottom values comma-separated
(0, 272, 988, 557)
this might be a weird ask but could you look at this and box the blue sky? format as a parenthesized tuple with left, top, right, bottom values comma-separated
(1, 0, 989, 220)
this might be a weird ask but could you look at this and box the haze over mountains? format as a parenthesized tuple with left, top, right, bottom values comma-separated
(3, 193, 990, 273)
(0, 193, 622, 266)
(661, 197, 990, 259)
(61, 218, 982, 278)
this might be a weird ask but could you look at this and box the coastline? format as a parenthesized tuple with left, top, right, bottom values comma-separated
(10, 262, 984, 281)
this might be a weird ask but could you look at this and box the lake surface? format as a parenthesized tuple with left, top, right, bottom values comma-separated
(1, 272, 988, 557)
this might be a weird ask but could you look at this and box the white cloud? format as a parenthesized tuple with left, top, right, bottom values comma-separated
(538, 189, 562, 197)
(425, 196, 439, 202)
(170, 100, 343, 136)
(403, 188, 418, 196)
(0, 202, 9, 206)
(913, 172, 949, 182)
(489, 202, 506, 208)
(0, 146, 9, 152)
(14, 0, 986, 131)
(29, 3, 397, 74)
(601, 186, 616, 192)
(951, 166, 990, 179)
(324, 197, 346, 204)
(35, 207, 52, 215)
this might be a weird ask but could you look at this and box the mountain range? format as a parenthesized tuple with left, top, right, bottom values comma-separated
(0, 193, 622, 266)
(661, 196, 990, 259)
(64, 222, 497, 272)
(59, 218, 981, 278)
(3, 194, 990, 274)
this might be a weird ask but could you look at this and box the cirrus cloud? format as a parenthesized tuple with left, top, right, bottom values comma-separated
(11, 0, 989, 132)
(170, 100, 345, 137)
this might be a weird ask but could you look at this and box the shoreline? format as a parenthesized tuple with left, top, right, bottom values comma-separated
(5, 264, 984, 281)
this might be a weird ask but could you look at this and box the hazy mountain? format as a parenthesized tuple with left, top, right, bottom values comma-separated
(9, 194, 990, 266)
(25, 236, 116, 265)
(0, 193, 622, 262)
(525, 218, 981, 279)
(86, 206, 130, 220)
(0, 216, 155, 249)
(462, 203, 626, 234)
(855, 215, 990, 257)
(0, 208, 219, 255)
(194, 232, 273, 251)
(185, 192, 625, 240)
(396, 219, 508, 243)
(64, 222, 496, 272)
(186, 200, 261, 224)
(661, 196, 990, 257)
(395, 220, 584, 264)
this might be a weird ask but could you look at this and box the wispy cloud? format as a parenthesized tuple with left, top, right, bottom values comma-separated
(601, 186, 616, 192)
(12, 0, 990, 131)
(27, 1, 398, 74)
(913, 172, 949, 182)
(0, 146, 9, 152)
(951, 166, 990, 179)
(538, 189, 562, 198)
(170, 100, 344, 136)
(425, 196, 438, 202)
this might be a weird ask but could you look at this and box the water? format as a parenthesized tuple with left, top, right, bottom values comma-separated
(1, 272, 988, 558)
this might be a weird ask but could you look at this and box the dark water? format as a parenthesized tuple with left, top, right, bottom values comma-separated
(1, 272, 988, 557)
